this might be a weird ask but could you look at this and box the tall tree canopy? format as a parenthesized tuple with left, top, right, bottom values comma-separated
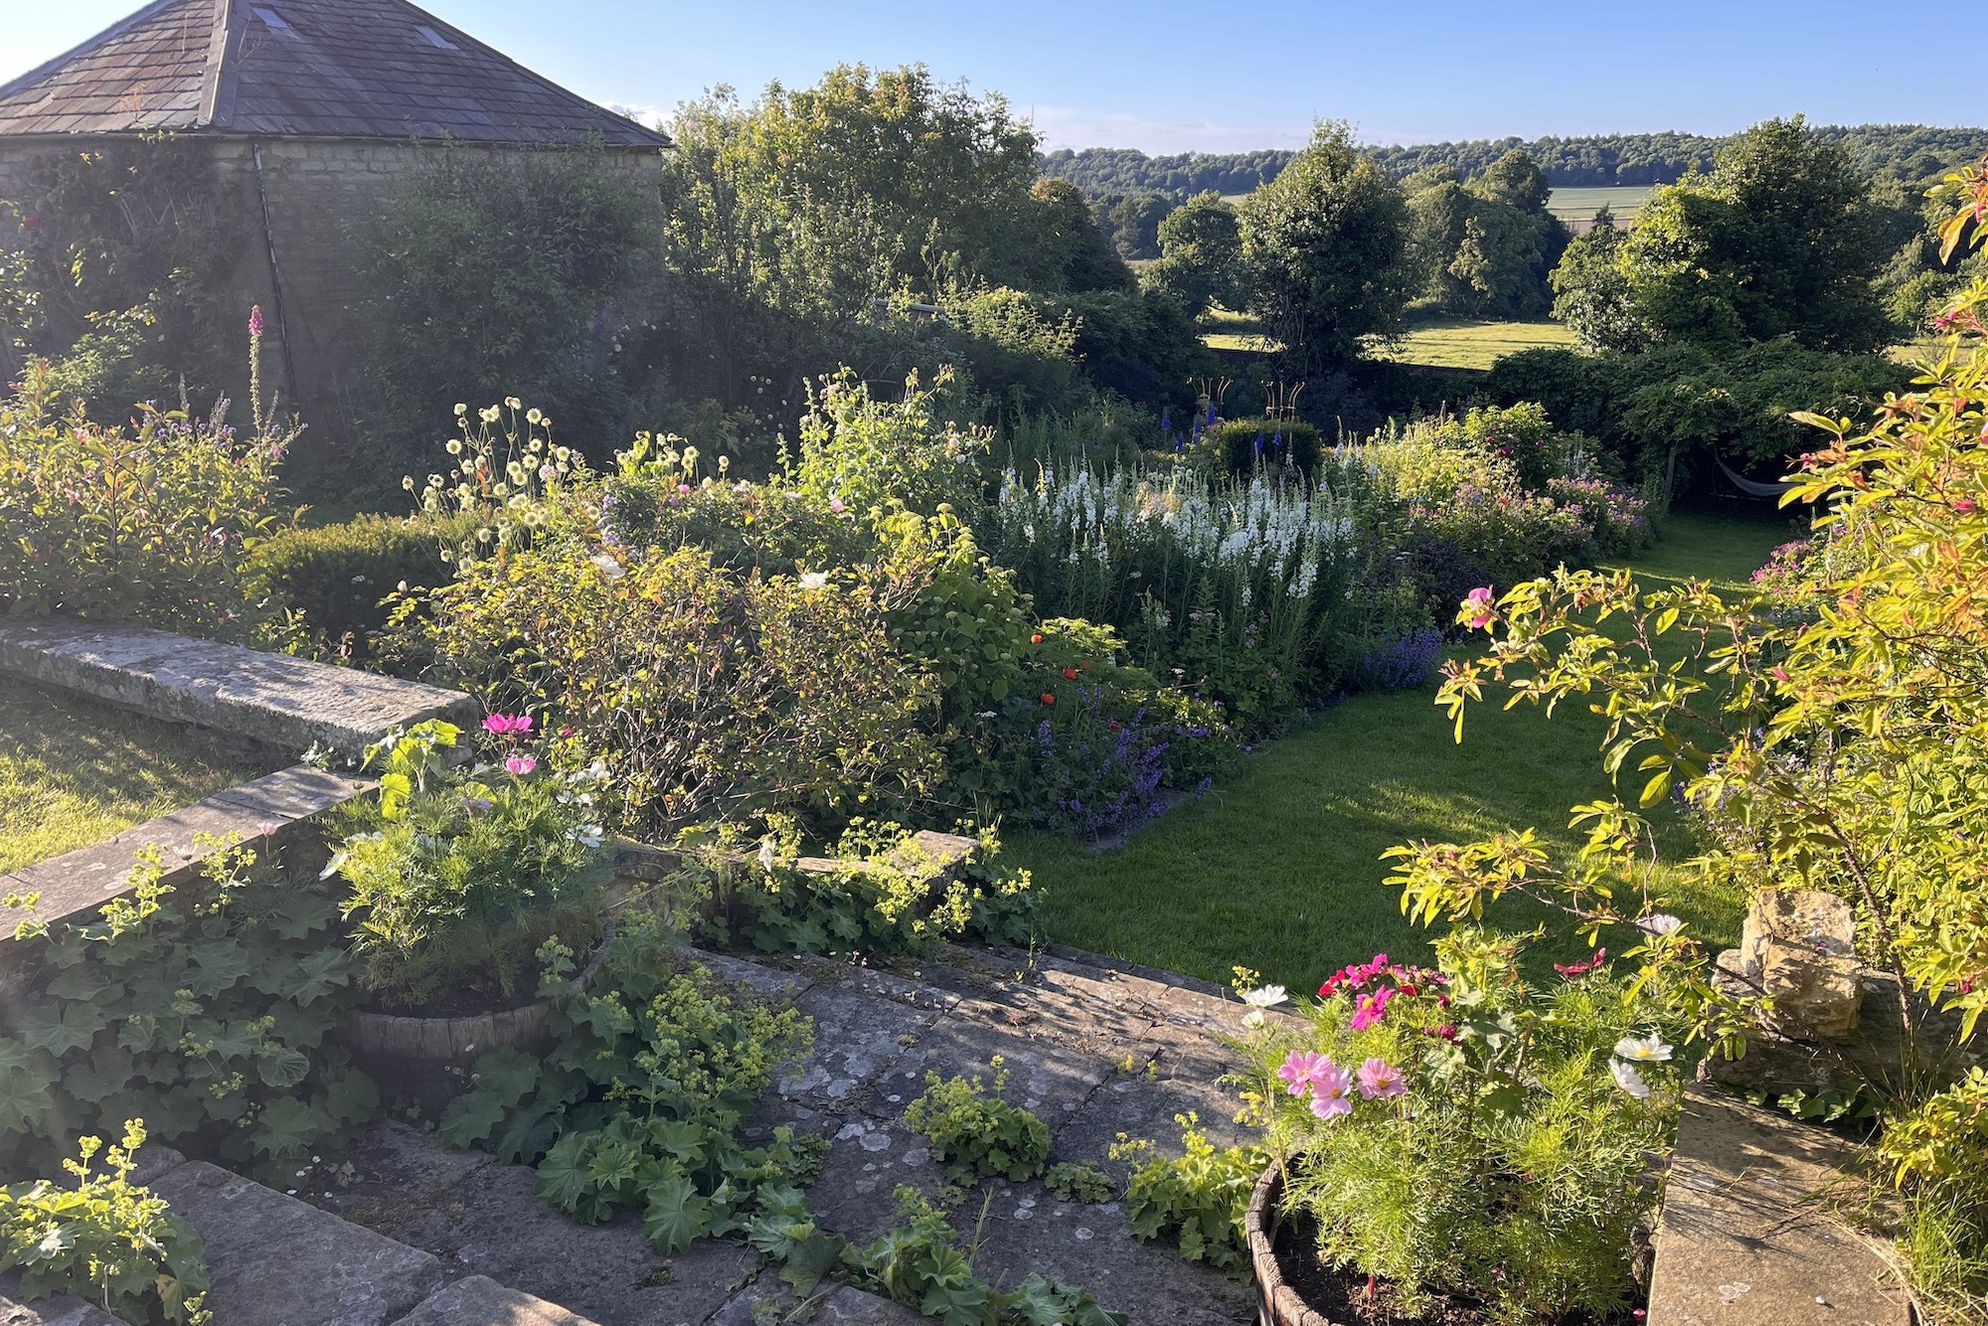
(1238, 122, 1412, 371)
(1141, 191, 1244, 318)
(1618, 117, 1895, 352)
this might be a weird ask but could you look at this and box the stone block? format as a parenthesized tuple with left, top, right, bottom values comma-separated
(149, 1161, 445, 1325)
(0, 1293, 123, 1326)
(0, 617, 476, 759)
(389, 1277, 599, 1326)
(1646, 1087, 1908, 1326)
(1734, 890, 1862, 1039)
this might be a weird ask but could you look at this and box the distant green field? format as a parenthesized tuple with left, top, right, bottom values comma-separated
(1547, 184, 1653, 222)
(1374, 318, 1579, 371)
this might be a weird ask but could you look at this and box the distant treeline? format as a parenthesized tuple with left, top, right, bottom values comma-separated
(1041, 123, 1988, 198)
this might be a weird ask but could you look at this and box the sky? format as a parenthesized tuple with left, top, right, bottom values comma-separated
(1, 0, 1970, 154)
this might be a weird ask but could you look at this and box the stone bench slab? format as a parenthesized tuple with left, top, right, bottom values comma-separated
(390, 1277, 602, 1326)
(0, 617, 474, 759)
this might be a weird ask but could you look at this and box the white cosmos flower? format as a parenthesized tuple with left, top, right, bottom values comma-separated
(317, 852, 347, 881)
(798, 571, 831, 590)
(1241, 985, 1288, 1009)
(1635, 913, 1684, 937)
(1613, 1034, 1673, 1063)
(571, 825, 607, 849)
(1241, 1009, 1266, 1029)
(591, 553, 625, 582)
(1609, 1059, 1652, 1099)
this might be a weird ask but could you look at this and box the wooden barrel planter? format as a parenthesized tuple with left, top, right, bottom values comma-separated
(1245, 1163, 1333, 1326)
(339, 924, 617, 1117)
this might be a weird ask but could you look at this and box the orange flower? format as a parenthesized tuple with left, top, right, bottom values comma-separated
(1062, 667, 1079, 680)
(1030, 633, 1044, 645)
(1040, 692, 1056, 705)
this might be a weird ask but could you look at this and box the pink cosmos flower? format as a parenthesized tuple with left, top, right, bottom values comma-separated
(1463, 586, 1496, 630)
(1349, 987, 1394, 1032)
(1277, 1051, 1335, 1097)
(504, 755, 538, 777)
(1308, 1062, 1355, 1120)
(1553, 947, 1608, 979)
(483, 714, 533, 737)
(1356, 1058, 1406, 1100)
(1957, 499, 1978, 513)
(829, 497, 847, 515)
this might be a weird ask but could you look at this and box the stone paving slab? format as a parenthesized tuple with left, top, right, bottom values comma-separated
(391, 1276, 602, 1326)
(0, 617, 476, 760)
(324, 1126, 757, 1326)
(149, 1160, 448, 1325)
(1647, 1087, 1908, 1326)
(0, 1293, 122, 1326)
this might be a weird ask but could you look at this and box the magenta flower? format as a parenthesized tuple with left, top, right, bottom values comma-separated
(504, 755, 538, 777)
(1349, 987, 1394, 1032)
(1463, 586, 1496, 630)
(483, 714, 534, 737)
(1277, 1051, 1335, 1097)
(248, 305, 264, 338)
(1307, 1062, 1355, 1120)
(1356, 1057, 1406, 1100)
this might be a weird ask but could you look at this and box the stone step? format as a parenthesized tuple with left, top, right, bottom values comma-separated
(1647, 1086, 1909, 1326)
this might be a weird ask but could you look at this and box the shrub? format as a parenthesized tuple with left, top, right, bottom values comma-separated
(0, 839, 378, 1176)
(1114, 1115, 1268, 1272)
(1201, 417, 1323, 474)
(246, 513, 475, 651)
(789, 369, 991, 524)
(328, 721, 613, 1011)
(903, 1058, 1052, 1183)
(410, 543, 942, 830)
(0, 1121, 211, 1325)
(1243, 935, 1677, 1322)
(0, 363, 281, 636)
(865, 509, 1032, 727)
(692, 819, 1038, 956)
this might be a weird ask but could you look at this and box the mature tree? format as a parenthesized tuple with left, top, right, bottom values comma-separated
(1098, 191, 1174, 260)
(1027, 178, 1135, 293)
(1620, 117, 1895, 351)
(1238, 121, 1412, 370)
(662, 66, 1044, 318)
(1473, 147, 1552, 212)
(1401, 151, 1562, 318)
(1140, 190, 1244, 317)
(1549, 208, 1646, 351)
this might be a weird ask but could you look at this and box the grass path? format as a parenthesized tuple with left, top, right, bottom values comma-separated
(0, 678, 263, 873)
(1009, 507, 1798, 990)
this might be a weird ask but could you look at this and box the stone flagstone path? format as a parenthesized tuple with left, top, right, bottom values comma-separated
(314, 943, 1276, 1326)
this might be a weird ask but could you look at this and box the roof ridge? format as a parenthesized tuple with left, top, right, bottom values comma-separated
(198, 0, 241, 128)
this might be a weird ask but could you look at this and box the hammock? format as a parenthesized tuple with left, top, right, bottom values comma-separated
(1715, 454, 1798, 500)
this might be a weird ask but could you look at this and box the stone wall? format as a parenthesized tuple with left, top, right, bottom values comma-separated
(0, 135, 664, 480)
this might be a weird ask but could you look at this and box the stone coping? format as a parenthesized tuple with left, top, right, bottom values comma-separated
(0, 764, 372, 999)
(1647, 1085, 1908, 1326)
(0, 616, 476, 761)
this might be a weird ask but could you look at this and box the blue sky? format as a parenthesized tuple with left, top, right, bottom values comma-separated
(3, 1, 1968, 153)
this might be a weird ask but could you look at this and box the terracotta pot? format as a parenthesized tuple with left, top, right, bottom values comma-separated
(339, 923, 616, 1116)
(1246, 1163, 1343, 1326)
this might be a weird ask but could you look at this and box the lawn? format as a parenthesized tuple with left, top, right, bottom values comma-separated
(1009, 507, 1800, 990)
(1373, 317, 1579, 371)
(0, 678, 263, 873)
(1546, 184, 1653, 223)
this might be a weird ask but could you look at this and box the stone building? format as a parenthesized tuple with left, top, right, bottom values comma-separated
(0, 0, 669, 455)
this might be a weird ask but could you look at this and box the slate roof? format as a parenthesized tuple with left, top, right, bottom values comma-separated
(0, 0, 670, 148)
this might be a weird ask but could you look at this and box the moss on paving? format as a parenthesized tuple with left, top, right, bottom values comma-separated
(1012, 508, 1802, 990)
(0, 677, 261, 873)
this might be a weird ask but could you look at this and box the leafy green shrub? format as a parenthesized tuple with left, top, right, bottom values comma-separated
(1201, 417, 1322, 474)
(903, 1058, 1052, 1183)
(0, 840, 377, 1177)
(0, 1121, 211, 1325)
(1247, 935, 1676, 1321)
(1044, 1161, 1116, 1204)
(0, 364, 281, 635)
(693, 819, 1037, 957)
(410, 543, 941, 830)
(352, 147, 659, 480)
(1112, 1116, 1267, 1272)
(0, 135, 244, 415)
(866, 509, 1032, 727)
(246, 513, 475, 650)
(789, 370, 991, 524)
(437, 925, 821, 1252)
(328, 721, 613, 1011)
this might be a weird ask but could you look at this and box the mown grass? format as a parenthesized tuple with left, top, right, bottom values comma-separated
(1374, 317, 1580, 371)
(0, 678, 262, 874)
(1008, 508, 1800, 990)
(1546, 184, 1654, 222)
